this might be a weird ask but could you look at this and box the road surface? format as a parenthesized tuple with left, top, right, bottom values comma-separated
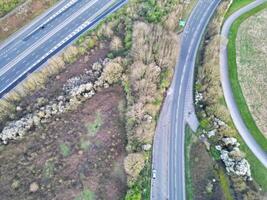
(151, 0, 221, 199)
(0, 0, 127, 98)
(220, 0, 267, 168)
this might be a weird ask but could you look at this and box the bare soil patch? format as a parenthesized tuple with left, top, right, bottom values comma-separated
(191, 141, 226, 200)
(0, 85, 127, 200)
(0, 39, 127, 199)
(236, 9, 267, 137)
(0, 0, 59, 41)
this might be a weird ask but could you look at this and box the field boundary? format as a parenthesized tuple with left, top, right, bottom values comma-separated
(227, 2, 267, 152)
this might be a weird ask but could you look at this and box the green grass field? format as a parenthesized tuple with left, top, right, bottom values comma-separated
(227, 2, 267, 191)
(228, 2, 267, 152)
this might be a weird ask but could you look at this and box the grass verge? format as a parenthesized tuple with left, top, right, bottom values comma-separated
(224, 0, 254, 18)
(228, 2, 267, 152)
(185, 125, 194, 200)
(218, 168, 233, 200)
(227, 2, 267, 190)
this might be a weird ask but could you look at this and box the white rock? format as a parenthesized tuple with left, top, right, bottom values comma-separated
(207, 129, 216, 138)
(142, 144, 152, 151)
(215, 145, 222, 151)
(222, 137, 237, 146)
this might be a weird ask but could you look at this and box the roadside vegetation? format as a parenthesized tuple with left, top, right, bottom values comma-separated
(0, 0, 198, 199)
(0, 0, 59, 41)
(189, 127, 229, 200)
(185, 126, 194, 200)
(228, 3, 267, 151)
(224, 0, 253, 18)
(0, 0, 25, 17)
(194, 0, 267, 199)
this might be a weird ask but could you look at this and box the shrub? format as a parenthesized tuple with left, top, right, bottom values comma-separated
(210, 146, 221, 161)
(102, 61, 124, 84)
(59, 143, 70, 157)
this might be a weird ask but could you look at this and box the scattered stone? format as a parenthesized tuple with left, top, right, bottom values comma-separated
(217, 137, 251, 180)
(103, 83, 109, 88)
(142, 144, 152, 151)
(222, 137, 239, 147)
(33, 116, 41, 126)
(207, 129, 216, 138)
(195, 91, 203, 105)
(29, 182, 39, 193)
(213, 117, 226, 128)
(36, 97, 48, 108)
(11, 180, 20, 190)
(16, 106, 23, 112)
(143, 114, 153, 124)
(92, 61, 102, 71)
(0, 59, 111, 144)
(215, 145, 222, 151)
(206, 181, 213, 194)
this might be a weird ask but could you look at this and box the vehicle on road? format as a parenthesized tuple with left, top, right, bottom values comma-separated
(152, 169, 157, 179)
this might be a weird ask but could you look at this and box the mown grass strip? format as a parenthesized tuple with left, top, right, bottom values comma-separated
(224, 0, 254, 19)
(218, 168, 233, 200)
(227, 2, 267, 191)
(185, 125, 194, 200)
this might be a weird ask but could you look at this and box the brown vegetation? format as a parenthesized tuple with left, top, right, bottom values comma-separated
(0, 0, 192, 198)
(126, 22, 179, 148)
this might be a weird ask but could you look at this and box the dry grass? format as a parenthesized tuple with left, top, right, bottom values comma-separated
(236, 9, 267, 137)
(0, 0, 59, 41)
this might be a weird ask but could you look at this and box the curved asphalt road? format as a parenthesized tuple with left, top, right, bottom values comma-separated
(220, 0, 267, 168)
(0, 0, 127, 98)
(151, 0, 221, 199)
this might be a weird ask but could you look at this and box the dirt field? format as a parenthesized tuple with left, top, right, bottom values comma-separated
(0, 86, 127, 200)
(190, 141, 227, 200)
(236, 9, 267, 137)
(0, 0, 59, 41)
(0, 41, 128, 199)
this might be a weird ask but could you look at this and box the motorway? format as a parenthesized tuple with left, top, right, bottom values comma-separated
(151, 0, 221, 199)
(0, 0, 127, 98)
(220, 0, 267, 168)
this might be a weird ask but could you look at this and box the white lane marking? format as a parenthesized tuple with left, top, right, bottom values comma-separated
(0, 0, 100, 77)
(171, 1, 215, 199)
(25, 0, 80, 38)
(0, 0, 122, 95)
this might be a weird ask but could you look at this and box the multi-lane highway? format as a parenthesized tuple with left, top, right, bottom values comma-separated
(151, 0, 221, 199)
(0, 0, 127, 98)
(220, 0, 267, 168)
